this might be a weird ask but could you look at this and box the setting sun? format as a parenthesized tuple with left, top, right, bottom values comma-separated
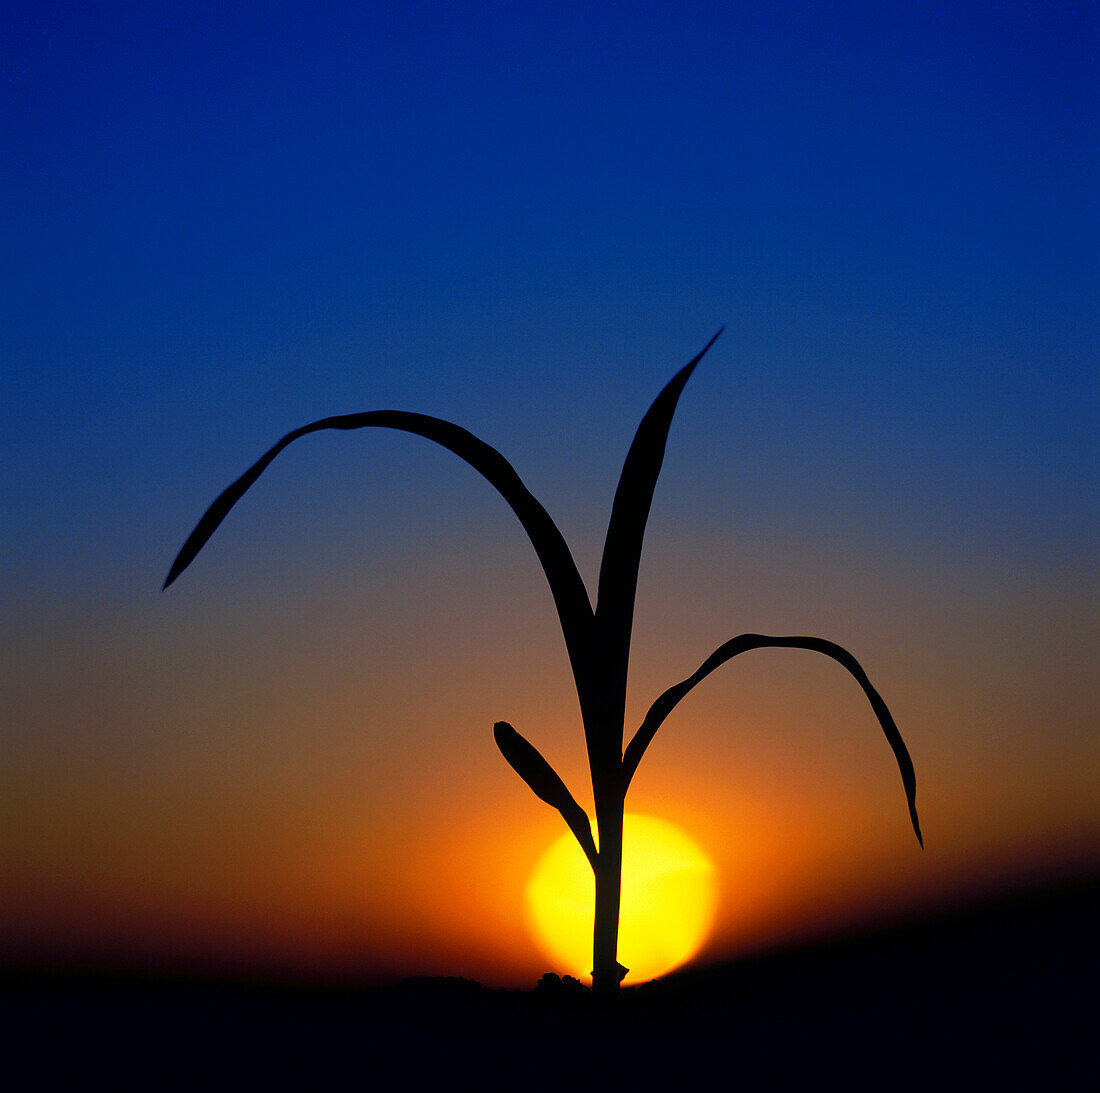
(524, 814, 717, 985)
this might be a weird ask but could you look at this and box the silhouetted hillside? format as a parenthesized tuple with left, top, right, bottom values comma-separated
(6, 877, 1095, 1088)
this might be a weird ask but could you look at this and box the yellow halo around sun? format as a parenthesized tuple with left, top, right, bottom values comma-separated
(524, 813, 717, 985)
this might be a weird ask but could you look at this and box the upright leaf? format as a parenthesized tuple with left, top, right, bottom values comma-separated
(594, 330, 724, 719)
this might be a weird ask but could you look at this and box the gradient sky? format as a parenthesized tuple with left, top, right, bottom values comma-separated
(4, 1, 1096, 986)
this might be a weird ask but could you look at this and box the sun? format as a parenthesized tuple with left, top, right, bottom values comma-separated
(524, 813, 717, 985)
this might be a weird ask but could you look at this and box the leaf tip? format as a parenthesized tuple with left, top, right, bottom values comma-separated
(162, 550, 191, 589)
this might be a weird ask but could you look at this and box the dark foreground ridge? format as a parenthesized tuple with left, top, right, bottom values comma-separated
(7, 878, 1096, 1088)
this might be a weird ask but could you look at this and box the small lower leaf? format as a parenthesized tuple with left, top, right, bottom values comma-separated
(494, 721, 598, 868)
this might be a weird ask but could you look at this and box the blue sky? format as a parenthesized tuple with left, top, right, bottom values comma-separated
(5, 3, 1094, 589)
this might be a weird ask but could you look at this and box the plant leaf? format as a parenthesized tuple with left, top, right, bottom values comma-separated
(494, 721, 598, 868)
(162, 410, 598, 711)
(623, 634, 923, 847)
(594, 330, 723, 717)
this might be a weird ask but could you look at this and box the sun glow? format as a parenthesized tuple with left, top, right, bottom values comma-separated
(524, 814, 717, 985)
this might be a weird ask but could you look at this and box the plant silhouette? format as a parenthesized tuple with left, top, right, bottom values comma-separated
(164, 330, 922, 997)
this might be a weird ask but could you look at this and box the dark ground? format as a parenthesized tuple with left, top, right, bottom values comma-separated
(6, 877, 1096, 1089)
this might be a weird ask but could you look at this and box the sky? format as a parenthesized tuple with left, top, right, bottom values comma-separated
(4, 1, 1097, 986)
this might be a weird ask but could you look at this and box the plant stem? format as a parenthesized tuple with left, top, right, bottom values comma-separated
(591, 797, 625, 998)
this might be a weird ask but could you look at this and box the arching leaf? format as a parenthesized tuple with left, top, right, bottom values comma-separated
(623, 633, 922, 847)
(163, 410, 598, 711)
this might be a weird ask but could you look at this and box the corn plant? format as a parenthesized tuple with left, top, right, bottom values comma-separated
(164, 330, 922, 997)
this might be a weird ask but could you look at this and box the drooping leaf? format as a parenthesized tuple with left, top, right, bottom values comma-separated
(594, 330, 723, 717)
(494, 721, 598, 868)
(622, 634, 923, 847)
(163, 410, 598, 709)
